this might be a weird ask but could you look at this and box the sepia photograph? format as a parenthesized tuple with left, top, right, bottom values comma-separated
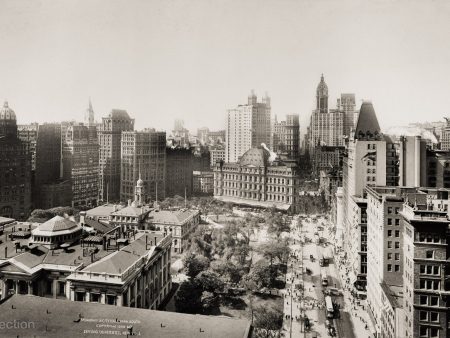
(0, 0, 450, 337)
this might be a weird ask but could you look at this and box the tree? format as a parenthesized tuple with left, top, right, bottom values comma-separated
(194, 270, 225, 294)
(258, 239, 290, 267)
(242, 259, 276, 290)
(175, 280, 202, 314)
(253, 305, 283, 332)
(183, 253, 210, 278)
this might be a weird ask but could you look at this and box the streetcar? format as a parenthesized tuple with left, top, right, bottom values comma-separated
(325, 296, 334, 318)
(321, 269, 329, 286)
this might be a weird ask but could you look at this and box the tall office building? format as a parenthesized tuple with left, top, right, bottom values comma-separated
(341, 101, 391, 292)
(308, 76, 344, 154)
(0, 101, 32, 219)
(85, 98, 95, 126)
(401, 194, 450, 338)
(120, 129, 166, 203)
(225, 91, 271, 163)
(62, 123, 99, 208)
(98, 110, 134, 203)
(17, 123, 38, 171)
(273, 114, 300, 161)
(337, 93, 359, 137)
(165, 147, 194, 198)
(33, 123, 72, 209)
(366, 186, 418, 338)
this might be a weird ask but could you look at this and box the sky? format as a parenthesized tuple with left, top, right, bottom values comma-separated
(1, 0, 450, 134)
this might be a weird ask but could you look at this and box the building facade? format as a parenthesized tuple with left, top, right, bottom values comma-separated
(214, 147, 300, 213)
(0, 102, 32, 220)
(98, 109, 134, 203)
(165, 147, 193, 198)
(401, 198, 450, 338)
(273, 114, 300, 161)
(225, 91, 271, 163)
(62, 123, 99, 208)
(120, 129, 166, 203)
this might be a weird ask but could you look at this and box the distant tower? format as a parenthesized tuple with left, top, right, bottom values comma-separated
(134, 165, 145, 207)
(316, 74, 328, 113)
(85, 98, 95, 126)
(248, 90, 257, 105)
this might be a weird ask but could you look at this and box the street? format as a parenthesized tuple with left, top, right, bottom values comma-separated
(281, 214, 359, 338)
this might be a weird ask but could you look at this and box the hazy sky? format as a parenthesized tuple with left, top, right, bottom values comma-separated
(1, 0, 450, 133)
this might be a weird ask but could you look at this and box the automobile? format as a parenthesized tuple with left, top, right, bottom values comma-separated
(328, 326, 336, 336)
(305, 268, 312, 275)
(304, 317, 310, 330)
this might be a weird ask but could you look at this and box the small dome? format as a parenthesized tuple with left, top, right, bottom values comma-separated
(35, 216, 78, 232)
(0, 101, 16, 121)
(239, 147, 270, 167)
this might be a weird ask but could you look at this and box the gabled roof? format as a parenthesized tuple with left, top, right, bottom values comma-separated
(148, 209, 199, 225)
(111, 205, 151, 217)
(354, 101, 381, 140)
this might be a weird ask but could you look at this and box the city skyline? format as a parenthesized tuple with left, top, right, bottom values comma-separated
(1, 0, 450, 133)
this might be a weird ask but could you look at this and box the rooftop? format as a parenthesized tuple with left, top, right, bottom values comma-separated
(86, 204, 123, 218)
(79, 232, 165, 275)
(380, 282, 403, 309)
(111, 205, 152, 217)
(0, 295, 251, 338)
(147, 209, 199, 225)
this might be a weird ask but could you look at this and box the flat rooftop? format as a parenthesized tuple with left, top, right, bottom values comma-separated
(0, 295, 251, 338)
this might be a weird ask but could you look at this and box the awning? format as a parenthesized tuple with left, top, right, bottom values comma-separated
(83, 236, 103, 244)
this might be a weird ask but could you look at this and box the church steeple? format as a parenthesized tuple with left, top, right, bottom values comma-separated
(316, 74, 328, 113)
(133, 162, 145, 207)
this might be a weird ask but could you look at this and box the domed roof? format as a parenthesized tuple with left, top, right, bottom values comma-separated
(37, 216, 78, 232)
(239, 147, 270, 167)
(316, 74, 328, 95)
(0, 101, 16, 120)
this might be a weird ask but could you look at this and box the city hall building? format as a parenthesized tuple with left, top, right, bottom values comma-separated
(213, 147, 300, 213)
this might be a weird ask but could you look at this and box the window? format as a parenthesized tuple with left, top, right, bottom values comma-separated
(395, 265, 400, 272)
(395, 230, 400, 237)
(388, 230, 392, 237)
(395, 242, 400, 249)
(388, 207, 393, 214)
(426, 251, 434, 259)
(395, 219, 400, 225)
(419, 311, 428, 321)
(388, 241, 392, 248)
(387, 218, 392, 225)
(387, 253, 392, 260)
(420, 295, 428, 305)
(430, 327, 438, 337)
(395, 253, 400, 260)
(90, 293, 101, 303)
(430, 312, 439, 322)
(419, 326, 428, 337)
(387, 264, 392, 272)
(430, 296, 438, 306)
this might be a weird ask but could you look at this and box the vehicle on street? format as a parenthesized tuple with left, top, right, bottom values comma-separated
(314, 234, 321, 245)
(304, 316, 310, 331)
(328, 326, 336, 336)
(321, 269, 328, 286)
(306, 268, 312, 275)
(325, 296, 334, 318)
(318, 252, 328, 266)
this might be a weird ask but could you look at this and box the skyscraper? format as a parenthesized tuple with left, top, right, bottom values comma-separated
(341, 101, 392, 292)
(308, 75, 345, 154)
(225, 91, 271, 163)
(98, 109, 134, 203)
(273, 114, 300, 161)
(120, 129, 166, 203)
(62, 123, 99, 208)
(0, 101, 32, 219)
